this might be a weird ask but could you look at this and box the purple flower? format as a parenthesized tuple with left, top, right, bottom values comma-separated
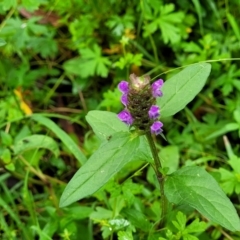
(117, 76, 164, 133)
(151, 121, 163, 135)
(118, 81, 129, 94)
(151, 79, 164, 97)
(121, 93, 128, 106)
(148, 105, 160, 119)
(118, 110, 133, 125)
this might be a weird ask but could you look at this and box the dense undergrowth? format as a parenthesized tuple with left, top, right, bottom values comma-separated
(0, 0, 240, 239)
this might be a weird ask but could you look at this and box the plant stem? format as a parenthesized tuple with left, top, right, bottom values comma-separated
(149, 35, 159, 63)
(0, 7, 15, 32)
(146, 132, 166, 228)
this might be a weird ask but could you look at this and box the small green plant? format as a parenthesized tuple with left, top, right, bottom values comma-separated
(60, 63, 240, 238)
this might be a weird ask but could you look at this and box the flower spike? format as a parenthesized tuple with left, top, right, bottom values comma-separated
(117, 75, 164, 135)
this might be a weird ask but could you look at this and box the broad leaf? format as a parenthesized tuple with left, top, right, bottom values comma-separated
(31, 114, 86, 164)
(13, 134, 59, 157)
(59, 132, 139, 207)
(158, 63, 211, 118)
(165, 166, 240, 231)
(86, 110, 128, 141)
(86, 110, 153, 162)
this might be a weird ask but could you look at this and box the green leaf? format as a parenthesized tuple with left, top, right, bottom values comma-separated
(219, 168, 235, 195)
(63, 45, 111, 78)
(5, 162, 15, 172)
(158, 63, 211, 118)
(227, 12, 240, 41)
(229, 157, 240, 173)
(0, 131, 13, 146)
(191, 0, 203, 35)
(186, 218, 207, 233)
(13, 135, 59, 157)
(137, 136, 153, 162)
(160, 145, 179, 174)
(90, 207, 113, 220)
(106, 14, 134, 36)
(86, 110, 152, 162)
(59, 132, 140, 207)
(183, 235, 198, 240)
(117, 230, 133, 240)
(1, 148, 12, 164)
(86, 110, 128, 141)
(0, 39, 6, 47)
(21, 0, 42, 11)
(205, 122, 239, 140)
(1, 0, 17, 11)
(66, 206, 93, 220)
(31, 114, 87, 164)
(174, 211, 186, 230)
(159, 21, 182, 44)
(143, 4, 184, 44)
(165, 166, 240, 231)
(121, 208, 152, 232)
(233, 109, 240, 124)
(115, 53, 142, 69)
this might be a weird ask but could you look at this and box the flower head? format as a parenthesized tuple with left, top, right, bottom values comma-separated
(150, 121, 163, 135)
(117, 75, 164, 135)
(151, 79, 164, 97)
(117, 110, 133, 125)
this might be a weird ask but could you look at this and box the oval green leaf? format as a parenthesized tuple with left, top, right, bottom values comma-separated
(59, 132, 140, 207)
(86, 110, 128, 141)
(165, 166, 240, 231)
(13, 134, 59, 157)
(158, 63, 211, 118)
(86, 110, 152, 162)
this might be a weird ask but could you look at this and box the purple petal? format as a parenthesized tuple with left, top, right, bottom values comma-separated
(118, 81, 129, 94)
(151, 79, 164, 97)
(121, 93, 128, 106)
(150, 121, 163, 135)
(152, 79, 164, 88)
(148, 105, 160, 119)
(152, 89, 163, 97)
(117, 110, 133, 125)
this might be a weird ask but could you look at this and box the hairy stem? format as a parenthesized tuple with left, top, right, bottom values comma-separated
(146, 133, 166, 228)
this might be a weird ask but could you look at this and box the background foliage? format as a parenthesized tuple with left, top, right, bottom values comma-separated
(0, 0, 240, 239)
